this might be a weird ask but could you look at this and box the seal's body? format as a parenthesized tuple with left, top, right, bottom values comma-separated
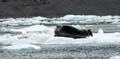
(55, 25, 93, 39)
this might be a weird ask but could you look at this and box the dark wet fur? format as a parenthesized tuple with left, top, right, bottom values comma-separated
(55, 25, 93, 39)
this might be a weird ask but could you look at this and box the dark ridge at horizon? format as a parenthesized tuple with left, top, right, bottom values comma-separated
(0, 0, 120, 18)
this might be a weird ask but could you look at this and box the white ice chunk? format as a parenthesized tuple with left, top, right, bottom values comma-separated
(109, 56, 120, 59)
(98, 28, 104, 34)
(32, 16, 47, 20)
(45, 32, 120, 45)
(45, 37, 94, 44)
(15, 25, 54, 35)
(0, 15, 120, 26)
(15, 33, 53, 44)
(0, 34, 18, 44)
(4, 25, 55, 36)
(0, 32, 53, 45)
(2, 44, 41, 50)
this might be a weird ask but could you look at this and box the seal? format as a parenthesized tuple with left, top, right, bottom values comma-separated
(55, 25, 93, 39)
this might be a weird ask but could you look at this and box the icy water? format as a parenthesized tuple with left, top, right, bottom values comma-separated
(1, 24, 120, 59)
(0, 44, 120, 59)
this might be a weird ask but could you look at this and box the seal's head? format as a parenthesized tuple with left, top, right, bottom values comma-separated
(88, 29, 93, 36)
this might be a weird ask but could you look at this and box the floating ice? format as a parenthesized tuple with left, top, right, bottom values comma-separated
(0, 33, 52, 50)
(45, 33, 120, 45)
(2, 25, 55, 35)
(0, 15, 120, 26)
(45, 37, 93, 44)
(31, 16, 47, 20)
(0, 16, 47, 26)
(18, 25, 54, 34)
(98, 28, 104, 34)
(45, 28, 120, 45)
(1, 30, 120, 49)
(60, 15, 120, 22)
(16, 33, 53, 44)
(109, 56, 120, 59)
(0, 33, 53, 45)
(2, 44, 41, 50)
(0, 15, 120, 50)
(1, 25, 120, 46)
(60, 15, 99, 21)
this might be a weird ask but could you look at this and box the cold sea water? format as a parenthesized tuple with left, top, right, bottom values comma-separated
(0, 24, 120, 59)
(0, 44, 120, 59)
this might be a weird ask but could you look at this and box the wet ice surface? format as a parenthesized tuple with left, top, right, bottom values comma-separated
(0, 15, 120, 59)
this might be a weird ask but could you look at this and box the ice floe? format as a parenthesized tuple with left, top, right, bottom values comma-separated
(0, 33, 52, 50)
(98, 28, 104, 34)
(109, 56, 120, 59)
(14, 25, 54, 35)
(0, 15, 120, 26)
(45, 28, 120, 45)
(2, 44, 41, 50)
(1, 25, 120, 50)
(0, 15, 120, 50)
(0, 25, 55, 35)
(0, 25, 54, 50)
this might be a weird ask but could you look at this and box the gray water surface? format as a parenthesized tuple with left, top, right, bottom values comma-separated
(0, 44, 120, 59)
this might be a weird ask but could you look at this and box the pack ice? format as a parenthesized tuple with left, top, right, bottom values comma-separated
(0, 15, 120, 50)
(0, 25, 120, 50)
